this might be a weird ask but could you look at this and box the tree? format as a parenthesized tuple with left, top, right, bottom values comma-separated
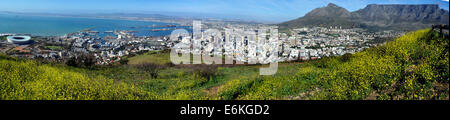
(66, 54, 96, 68)
(135, 63, 163, 78)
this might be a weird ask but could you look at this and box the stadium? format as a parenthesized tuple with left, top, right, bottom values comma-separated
(7, 36, 32, 44)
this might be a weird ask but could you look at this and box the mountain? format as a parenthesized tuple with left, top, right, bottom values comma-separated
(279, 3, 449, 31)
(351, 4, 449, 30)
(280, 3, 360, 29)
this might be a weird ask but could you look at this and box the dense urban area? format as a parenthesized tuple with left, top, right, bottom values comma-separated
(0, 22, 404, 65)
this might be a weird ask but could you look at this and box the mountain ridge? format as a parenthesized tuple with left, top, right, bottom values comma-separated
(279, 3, 449, 31)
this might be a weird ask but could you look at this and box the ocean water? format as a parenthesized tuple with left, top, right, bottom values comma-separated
(0, 13, 192, 37)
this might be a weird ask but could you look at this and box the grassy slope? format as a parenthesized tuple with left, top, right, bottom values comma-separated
(310, 29, 449, 100)
(1, 29, 448, 100)
(127, 51, 171, 65)
(0, 57, 154, 100)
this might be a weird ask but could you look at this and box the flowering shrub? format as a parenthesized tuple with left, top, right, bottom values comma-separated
(0, 58, 154, 100)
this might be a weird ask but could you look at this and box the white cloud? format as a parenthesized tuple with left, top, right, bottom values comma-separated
(443, 0, 449, 2)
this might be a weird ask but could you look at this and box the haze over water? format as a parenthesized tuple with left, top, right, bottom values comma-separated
(0, 13, 189, 37)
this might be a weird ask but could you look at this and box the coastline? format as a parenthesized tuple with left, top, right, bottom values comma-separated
(0, 12, 186, 37)
(0, 12, 185, 24)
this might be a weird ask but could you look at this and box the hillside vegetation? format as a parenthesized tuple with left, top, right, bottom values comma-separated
(0, 29, 448, 100)
(309, 29, 448, 100)
(0, 57, 154, 100)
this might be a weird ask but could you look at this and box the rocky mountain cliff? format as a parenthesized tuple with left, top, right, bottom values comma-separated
(279, 3, 449, 31)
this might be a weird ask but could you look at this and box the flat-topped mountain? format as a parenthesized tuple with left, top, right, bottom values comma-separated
(279, 3, 449, 31)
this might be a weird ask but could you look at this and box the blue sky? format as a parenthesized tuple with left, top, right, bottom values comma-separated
(2, 0, 449, 23)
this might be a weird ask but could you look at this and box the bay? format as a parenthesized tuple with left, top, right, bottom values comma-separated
(0, 13, 191, 37)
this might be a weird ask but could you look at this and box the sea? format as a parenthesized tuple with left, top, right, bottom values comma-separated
(0, 13, 192, 37)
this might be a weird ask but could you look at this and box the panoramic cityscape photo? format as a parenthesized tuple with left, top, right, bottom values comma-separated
(0, 0, 449, 102)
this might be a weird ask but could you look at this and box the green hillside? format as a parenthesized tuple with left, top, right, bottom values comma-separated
(0, 57, 154, 100)
(0, 29, 448, 100)
(309, 29, 449, 100)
